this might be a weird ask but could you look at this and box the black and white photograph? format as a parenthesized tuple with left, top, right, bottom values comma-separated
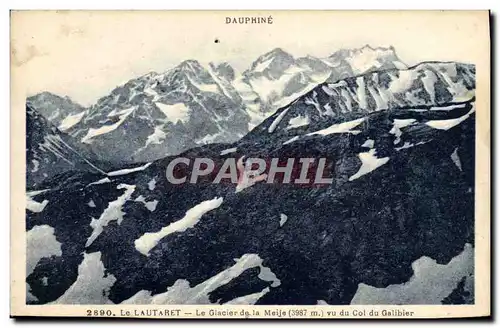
(10, 10, 491, 319)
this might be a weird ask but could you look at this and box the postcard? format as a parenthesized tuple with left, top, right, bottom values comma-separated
(10, 10, 490, 319)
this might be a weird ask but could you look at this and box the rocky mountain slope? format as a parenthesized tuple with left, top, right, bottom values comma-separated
(26, 104, 108, 189)
(62, 60, 249, 164)
(26, 61, 475, 305)
(27, 92, 87, 132)
(235, 46, 408, 128)
(242, 61, 475, 147)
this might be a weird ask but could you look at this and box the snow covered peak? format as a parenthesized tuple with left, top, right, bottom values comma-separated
(27, 92, 86, 129)
(330, 44, 396, 59)
(248, 48, 295, 75)
(328, 44, 406, 74)
(262, 47, 293, 59)
(176, 59, 205, 74)
(55, 56, 248, 163)
(243, 61, 475, 143)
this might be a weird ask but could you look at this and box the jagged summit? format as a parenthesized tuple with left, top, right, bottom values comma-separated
(264, 47, 293, 57)
(27, 92, 86, 131)
(327, 44, 406, 74)
(247, 48, 295, 74)
(176, 59, 204, 72)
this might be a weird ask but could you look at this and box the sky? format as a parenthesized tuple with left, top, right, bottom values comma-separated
(11, 10, 488, 106)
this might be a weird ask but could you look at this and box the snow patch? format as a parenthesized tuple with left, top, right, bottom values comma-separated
(144, 86, 161, 101)
(88, 177, 111, 186)
(286, 115, 310, 130)
(85, 184, 136, 247)
(31, 159, 40, 173)
(235, 157, 268, 193)
(224, 288, 271, 305)
(196, 132, 222, 145)
(107, 162, 152, 176)
(220, 147, 238, 156)
(279, 214, 288, 227)
(135, 197, 223, 256)
(306, 117, 365, 137)
(81, 107, 135, 144)
(389, 119, 416, 144)
(26, 195, 49, 213)
(395, 141, 429, 151)
(253, 57, 274, 73)
(26, 189, 50, 197)
(249, 73, 295, 102)
(145, 201, 158, 212)
(345, 47, 390, 74)
(425, 106, 475, 130)
(188, 76, 220, 93)
(145, 126, 167, 147)
(273, 83, 320, 109)
(451, 148, 462, 171)
(50, 252, 116, 304)
(58, 111, 86, 131)
(155, 102, 190, 123)
(268, 108, 290, 133)
(421, 69, 438, 103)
(135, 195, 158, 212)
(356, 77, 368, 110)
(361, 139, 375, 149)
(283, 136, 300, 145)
(147, 178, 157, 191)
(367, 84, 388, 109)
(27, 225, 62, 276)
(430, 103, 468, 111)
(388, 69, 417, 94)
(348, 149, 390, 181)
(351, 243, 474, 304)
(246, 106, 269, 131)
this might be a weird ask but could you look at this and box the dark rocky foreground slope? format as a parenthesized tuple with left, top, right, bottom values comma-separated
(26, 92, 475, 304)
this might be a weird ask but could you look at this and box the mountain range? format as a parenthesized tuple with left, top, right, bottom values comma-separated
(26, 44, 475, 305)
(27, 45, 411, 167)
